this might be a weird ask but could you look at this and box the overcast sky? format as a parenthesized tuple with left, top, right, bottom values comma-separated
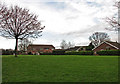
(0, 0, 119, 49)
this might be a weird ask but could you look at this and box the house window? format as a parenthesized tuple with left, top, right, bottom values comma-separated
(83, 48, 86, 51)
(40, 48, 43, 50)
(80, 48, 83, 50)
(106, 46, 110, 50)
(100, 49, 104, 51)
(44, 48, 49, 50)
(33, 48, 36, 51)
(51, 48, 54, 50)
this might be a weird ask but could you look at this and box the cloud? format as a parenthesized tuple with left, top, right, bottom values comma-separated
(0, 36, 15, 49)
(0, 0, 118, 49)
(62, 23, 109, 36)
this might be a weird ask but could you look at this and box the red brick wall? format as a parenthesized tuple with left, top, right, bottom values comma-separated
(27, 45, 55, 54)
(93, 42, 117, 52)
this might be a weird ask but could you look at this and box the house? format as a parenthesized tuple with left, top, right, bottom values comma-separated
(66, 46, 86, 51)
(66, 46, 88, 52)
(66, 41, 120, 53)
(27, 44, 55, 55)
(66, 42, 94, 52)
(92, 41, 120, 54)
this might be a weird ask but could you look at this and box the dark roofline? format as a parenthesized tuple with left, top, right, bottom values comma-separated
(92, 41, 119, 50)
(74, 46, 88, 48)
(28, 44, 55, 48)
(105, 41, 120, 49)
(29, 44, 54, 46)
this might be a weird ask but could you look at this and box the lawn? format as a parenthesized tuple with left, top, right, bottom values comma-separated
(2, 55, 118, 82)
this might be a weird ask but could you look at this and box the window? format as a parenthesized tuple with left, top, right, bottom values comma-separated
(33, 48, 35, 51)
(81, 48, 83, 50)
(40, 48, 43, 50)
(106, 46, 110, 50)
(51, 48, 54, 50)
(44, 48, 49, 50)
(100, 49, 104, 51)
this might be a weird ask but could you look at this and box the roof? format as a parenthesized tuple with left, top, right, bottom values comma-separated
(66, 46, 88, 51)
(92, 41, 120, 50)
(54, 49, 65, 50)
(106, 41, 120, 48)
(66, 46, 80, 51)
(28, 44, 55, 48)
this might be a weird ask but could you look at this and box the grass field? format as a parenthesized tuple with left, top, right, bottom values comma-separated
(2, 55, 118, 82)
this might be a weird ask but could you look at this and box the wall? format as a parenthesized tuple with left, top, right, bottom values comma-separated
(93, 42, 117, 52)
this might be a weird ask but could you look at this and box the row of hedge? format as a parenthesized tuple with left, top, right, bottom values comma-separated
(65, 51, 93, 55)
(2, 50, 14, 55)
(97, 50, 120, 55)
(40, 50, 65, 55)
(40, 50, 93, 55)
(40, 50, 120, 55)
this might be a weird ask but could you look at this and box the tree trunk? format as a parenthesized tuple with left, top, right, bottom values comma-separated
(15, 38, 18, 57)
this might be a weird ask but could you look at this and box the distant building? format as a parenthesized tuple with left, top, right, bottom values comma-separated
(92, 41, 120, 54)
(66, 41, 120, 54)
(66, 42, 94, 52)
(27, 44, 55, 54)
(66, 46, 88, 52)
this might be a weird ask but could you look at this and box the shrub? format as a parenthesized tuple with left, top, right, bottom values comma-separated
(41, 52, 52, 55)
(65, 51, 93, 55)
(2, 49, 14, 55)
(97, 50, 120, 55)
(52, 50, 65, 55)
(28, 52, 33, 55)
(40, 50, 66, 55)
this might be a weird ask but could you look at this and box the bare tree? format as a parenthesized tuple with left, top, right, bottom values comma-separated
(105, 1, 120, 31)
(105, 1, 120, 43)
(60, 40, 75, 49)
(0, 5, 45, 57)
(18, 38, 33, 51)
(89, 32, 110, 47)
(60, 40, 68, 49)
(68, 41, 75, 49)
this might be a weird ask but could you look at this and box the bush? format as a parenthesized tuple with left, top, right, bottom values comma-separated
(97, 50, 120, 55)
(65, 51, 93, 55)
(28, 52, 33, 55)
(33, 50, 94, 55)
(2, 49, 14, 55)
(52, 50, 65, 55)
(40, 50, 66, 55)
(41, 52, 52, 55)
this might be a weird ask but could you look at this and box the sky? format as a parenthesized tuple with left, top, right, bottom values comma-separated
(0, 0, 119, 49)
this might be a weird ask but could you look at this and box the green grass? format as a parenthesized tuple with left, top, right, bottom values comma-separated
(2, 55, 118, 82)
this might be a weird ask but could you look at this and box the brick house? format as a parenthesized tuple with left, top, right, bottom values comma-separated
(27, 44, 55, 55)
(92, 41, 120, 54)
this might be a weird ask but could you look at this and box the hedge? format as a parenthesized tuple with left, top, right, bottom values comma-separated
(65, 51, 93, 55)
(40, 52, 53, 55)
(40, 51, 94, 55)
(2, 50, 14, 55)
(28, 52, 33, 55)
(97, 50, 120, 55)
(52, 50, 65, 55)
(40, 50, 66, 55)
